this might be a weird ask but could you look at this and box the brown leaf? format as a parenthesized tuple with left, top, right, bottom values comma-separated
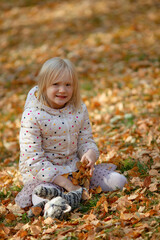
(95, 185, 102, 194)
(149, 182, 158, 192)
(15, 223, 24, 230)
(76, 161, 82, 170)
(143, 176, 151, 187)
(30, 225, 42, 235)
(0, 224, 10, 235)
(120, 212, 133, 220)
(0, 205, 8, 215)
(6, 212, 16, 221)
(128, 193, 139, 201)
(45, 225, 57, 234)
(96, 195, 107, 208)
(82, 189, 90, 200)
(84, 178, 90, 190)
(149, 169, 159, 176)
(44, 217, 54, 225)
(30, 206, 42, 216)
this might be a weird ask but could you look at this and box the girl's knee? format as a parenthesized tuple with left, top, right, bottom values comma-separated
(102, 172, 127, 191)
(32, 193, 45, 205)
(32, 184, 48, 205)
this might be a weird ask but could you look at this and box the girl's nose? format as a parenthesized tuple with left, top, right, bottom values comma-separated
(59, 85, 66, 92)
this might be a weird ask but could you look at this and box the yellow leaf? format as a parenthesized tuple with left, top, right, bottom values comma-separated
(103, 201, 108, 213)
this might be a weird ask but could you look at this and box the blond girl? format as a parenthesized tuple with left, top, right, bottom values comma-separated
(16, 57, 127, 208)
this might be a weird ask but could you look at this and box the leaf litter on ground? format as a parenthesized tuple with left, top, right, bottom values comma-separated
(0, 0, 160, 239)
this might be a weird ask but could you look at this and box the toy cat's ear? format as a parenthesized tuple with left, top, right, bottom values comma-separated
(63, 204, 71, 213)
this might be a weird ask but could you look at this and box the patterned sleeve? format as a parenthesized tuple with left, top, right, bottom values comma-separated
(77, 104, 99, 160)
(19, 110, 62, 182)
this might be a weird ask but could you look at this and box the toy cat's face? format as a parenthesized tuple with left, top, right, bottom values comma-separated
(44, 196, 71, 219)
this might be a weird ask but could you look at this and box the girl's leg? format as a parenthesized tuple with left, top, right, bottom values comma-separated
(90, 164, 127, 191)
(32, 183, 63, 205)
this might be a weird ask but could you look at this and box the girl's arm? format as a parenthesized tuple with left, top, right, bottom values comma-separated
(19, 110, 68, 183)
(77, 104, 99, 171)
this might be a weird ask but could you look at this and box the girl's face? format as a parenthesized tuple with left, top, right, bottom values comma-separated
(46, 72, 73, 109)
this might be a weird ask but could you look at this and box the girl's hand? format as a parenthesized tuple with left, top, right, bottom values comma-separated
(81, 149, 97, 176)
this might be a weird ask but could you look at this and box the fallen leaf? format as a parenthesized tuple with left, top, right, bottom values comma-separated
(128, 194, 139, 200)
(30, 225, 42, 235)
(103, 201, 108, 213)
(120, 213, 133, 220)
(95, 185, 102, 194)
(143, 176, 151, 187)
(149, 169, 159, 176)
(6, 212, 16, 221)
(30, 206, 42, 216)
(149, 183, 158, 192)
(44, 217, 54, 225)
(17, 230, 28, 238)
(44, 225, 57, 234)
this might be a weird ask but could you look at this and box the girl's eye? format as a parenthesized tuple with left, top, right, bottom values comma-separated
(53, 83, 58, 86)
(66, 83, 71, 86)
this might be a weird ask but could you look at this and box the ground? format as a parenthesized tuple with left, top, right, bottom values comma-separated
(0, 0, 160, 239)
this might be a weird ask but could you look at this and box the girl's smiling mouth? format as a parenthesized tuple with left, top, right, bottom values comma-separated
(56, 95, 67, 98)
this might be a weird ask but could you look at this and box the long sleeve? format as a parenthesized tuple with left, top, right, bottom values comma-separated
(77, 104, 99, 160)
(19, 110, 63, 183)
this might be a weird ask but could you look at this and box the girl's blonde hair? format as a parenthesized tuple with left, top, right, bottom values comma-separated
(37, 57, 81, 110)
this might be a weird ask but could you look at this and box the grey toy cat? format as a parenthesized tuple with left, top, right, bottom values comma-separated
(28, 186, 84, 220)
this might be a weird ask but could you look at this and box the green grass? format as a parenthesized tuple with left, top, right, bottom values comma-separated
(79, 194, 101, 213)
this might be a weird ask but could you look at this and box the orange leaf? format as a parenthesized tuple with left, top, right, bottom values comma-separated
(72, 172, 78, 178)
(76, 161, 82, 169)
(31, 206, 42, 216)
(72, 178, 79, 185)
(95, 186, 102, 194)
(6, 212, 16, 220)
(0, 229, 7, 238)
(75, 171, 81, 180)
(96, 195, 106, 208)
(18, 230, 28, 238)
(62, 173, 69, 178)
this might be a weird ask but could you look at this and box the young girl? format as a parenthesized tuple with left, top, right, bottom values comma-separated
(15, 57, 127, 208)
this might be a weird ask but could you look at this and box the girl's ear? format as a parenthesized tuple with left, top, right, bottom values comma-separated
(63, 204, 71, 213)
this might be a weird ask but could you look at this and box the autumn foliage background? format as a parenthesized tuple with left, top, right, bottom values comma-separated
(0, 0, 160, 239)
